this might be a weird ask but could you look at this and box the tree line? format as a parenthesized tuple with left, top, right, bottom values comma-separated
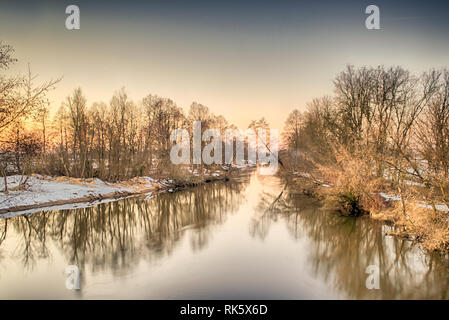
(283, 65, 449, 214)
(1, 42, 274, 183)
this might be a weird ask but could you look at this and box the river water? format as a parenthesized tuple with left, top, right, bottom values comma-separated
(0, 170, 448, 299)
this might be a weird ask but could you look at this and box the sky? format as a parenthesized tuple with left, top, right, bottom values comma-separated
(1, 0, 448, 129)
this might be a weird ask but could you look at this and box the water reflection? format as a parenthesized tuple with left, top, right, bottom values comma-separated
(252, 178, 449, 299)
(1, 172, 449, 299)
(0, 177, 248, 277)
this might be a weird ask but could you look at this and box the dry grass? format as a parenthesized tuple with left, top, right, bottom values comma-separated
(318, 149, 387, 216)
(373, 201, 449, 251)
(293, 153, 449, 251)
(311, 150, 449, 251)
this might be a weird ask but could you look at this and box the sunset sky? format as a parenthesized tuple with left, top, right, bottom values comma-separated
(1, 0, 449, 129)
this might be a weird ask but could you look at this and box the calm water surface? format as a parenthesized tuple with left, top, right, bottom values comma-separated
(0, 171, 449, 299)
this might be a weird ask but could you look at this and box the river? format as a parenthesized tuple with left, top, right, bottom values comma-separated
(0, 170, 448, 299)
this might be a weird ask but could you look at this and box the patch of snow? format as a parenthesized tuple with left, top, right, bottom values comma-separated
(378, 192, 449, 212)
(293, 172, 312, 178)
(403, 180, 425, 187)
(416, 202, 449, 212)
(142, 176, 155, 187)
(0, 175, 133, 212)
(379, 192, 402, 202)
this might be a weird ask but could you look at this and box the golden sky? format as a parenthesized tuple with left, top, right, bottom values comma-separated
(1, 1, 449, 129)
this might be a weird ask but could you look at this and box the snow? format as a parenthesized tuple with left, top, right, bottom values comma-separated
(379, 192, 402, 202)
(0, 175, 135, 213)
(0, 164, 238, 216)
(379, 192, 449, 212)
(142, 176, 155, 187)
(416, 202, 449, 212)
(403, 180, 425, 187)
(293, 171, 312, 178)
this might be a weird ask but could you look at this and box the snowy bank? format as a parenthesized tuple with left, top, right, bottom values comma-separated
(379, 192, 449, 212)
(0, 175, 158, 216)
(0, 164, 255, 216)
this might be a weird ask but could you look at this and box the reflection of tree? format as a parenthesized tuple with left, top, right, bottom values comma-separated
(250, 183, 319, 239)
(252, 180, 449, 299)
(0, 219, 6, 245)
(10, 214, 50, 270)
(1, 179, 248, 275)
(0, 219, 7, 266)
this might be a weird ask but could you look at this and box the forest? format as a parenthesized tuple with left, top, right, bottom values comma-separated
(0, 42, 272, 184)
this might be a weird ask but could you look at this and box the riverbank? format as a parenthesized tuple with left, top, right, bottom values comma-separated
(287, 172, 449, 252)
(369, 197, 449, 252)
(0, 165, 252, 217)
